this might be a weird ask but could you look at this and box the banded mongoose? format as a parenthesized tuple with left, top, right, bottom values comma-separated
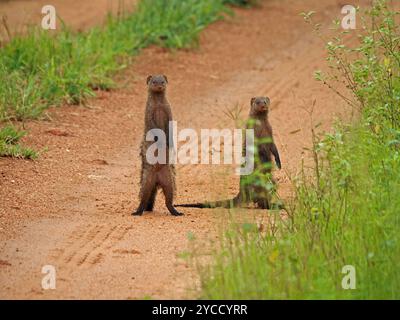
(176, 96, 281, 209)
(133, 75, 183, 216)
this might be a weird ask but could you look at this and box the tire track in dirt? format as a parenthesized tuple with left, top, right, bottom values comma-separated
(0, 0, 365, 299)
(50, 224, 133, 268)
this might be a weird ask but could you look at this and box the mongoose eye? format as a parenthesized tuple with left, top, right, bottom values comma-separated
(153, 79, 165, 86)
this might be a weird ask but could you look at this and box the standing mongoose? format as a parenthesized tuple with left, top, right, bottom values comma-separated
(176, 96, 281, 209)
(133, 75, 183, 216)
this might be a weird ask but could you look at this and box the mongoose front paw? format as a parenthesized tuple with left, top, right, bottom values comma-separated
(132, 210, 144, 216)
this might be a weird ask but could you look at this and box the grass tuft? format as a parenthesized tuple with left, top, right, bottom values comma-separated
(0, 125, 37, 159)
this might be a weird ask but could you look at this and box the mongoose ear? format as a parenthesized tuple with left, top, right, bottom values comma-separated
(251, 97, 256, 105)
(146, 75, 152, 84)
(163, 75, 168, 83)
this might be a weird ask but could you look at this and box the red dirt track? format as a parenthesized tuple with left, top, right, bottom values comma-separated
(0, 0, 363, 299)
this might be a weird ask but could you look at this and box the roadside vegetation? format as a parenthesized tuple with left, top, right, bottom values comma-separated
(0, 125, 37, 159)
(0, 0, 252, 158)
(200, 0, 400, 299)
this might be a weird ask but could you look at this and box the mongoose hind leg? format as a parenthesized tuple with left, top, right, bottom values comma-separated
(145, 186, 158, 212)
(164, 185, 183, 216)
(230, 193, 244, 208)
(133, 173, 156, 216)
(255, 198, 270, 210)
(158, 168, 183, 216)
(132, 205, 145, 216)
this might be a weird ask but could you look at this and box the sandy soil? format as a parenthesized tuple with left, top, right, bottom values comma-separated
(0, 0, 365, 299)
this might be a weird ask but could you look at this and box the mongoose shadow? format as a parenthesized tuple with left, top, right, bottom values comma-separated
(176, 96, 282, 210)
(133, 75, 183, 216)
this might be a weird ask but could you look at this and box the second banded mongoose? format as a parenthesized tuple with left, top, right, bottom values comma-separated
(132, 75, 183, 216)
(176, 96, 281, 209)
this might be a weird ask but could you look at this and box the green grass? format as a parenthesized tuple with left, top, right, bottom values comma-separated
(200, 0, 400, 299)
(200, 123, 400, 299)
(0, 125, 38, 159)
(0, 0, 237, 122)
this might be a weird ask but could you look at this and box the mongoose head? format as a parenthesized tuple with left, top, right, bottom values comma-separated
(250, 96, 270, 115)
(147, 74, 168, 93)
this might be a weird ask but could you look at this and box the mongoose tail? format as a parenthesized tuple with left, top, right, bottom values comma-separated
(176, 199, 286, 210)
(175, 198, 238, 209)
(175, 203, 213, 208)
